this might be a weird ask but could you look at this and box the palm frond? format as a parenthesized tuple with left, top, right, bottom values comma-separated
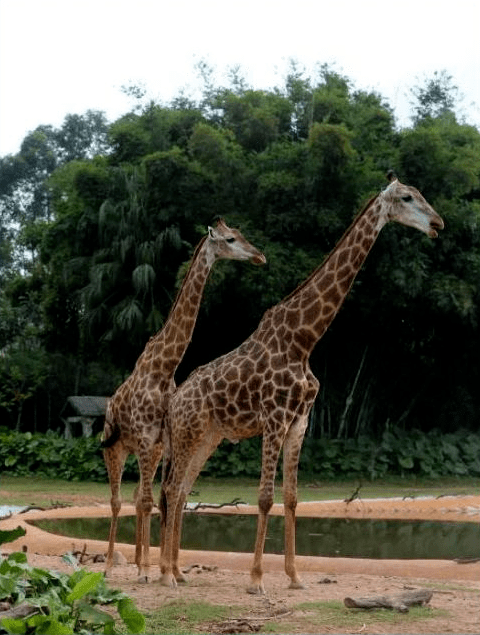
(132, 263, 156, 294)
(114, 298, 143, 331)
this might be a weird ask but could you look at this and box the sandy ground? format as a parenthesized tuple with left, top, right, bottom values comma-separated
(2, 495, 480, 633)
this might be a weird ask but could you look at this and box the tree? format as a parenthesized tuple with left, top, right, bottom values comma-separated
(0, 111, 109, 273)
(2, 65, 480, 439)
(209, 88, 293, 152)
(399, 117, 480, 200)
(410, 70, 460, 124)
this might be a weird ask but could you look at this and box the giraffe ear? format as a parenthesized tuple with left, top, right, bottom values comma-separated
(386, 169, 398, 182)
(208, 226, 217, 240)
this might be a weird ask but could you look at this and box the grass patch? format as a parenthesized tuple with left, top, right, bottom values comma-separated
(140, 599, 240, 634)
(421, 580, 480, 594)
(291, 599, 448, 631)
(134, 599, 449, 634)
(1, 474, 479, 508)
(0, 475, 134, 506)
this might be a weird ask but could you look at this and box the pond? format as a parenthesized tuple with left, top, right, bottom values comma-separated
(31, 513, 480, 560)
(0, 505, 27, 518)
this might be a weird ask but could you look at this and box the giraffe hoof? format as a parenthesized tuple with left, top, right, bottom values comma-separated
(137, 575, 148, 584)
(288, 580, 306, 590)
(246, 584, 265, 595)
(175, 573, 187, 584)
(160, 573, 177, 588)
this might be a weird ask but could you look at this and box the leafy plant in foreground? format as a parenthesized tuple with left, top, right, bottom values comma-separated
(0, 551, 145, 634)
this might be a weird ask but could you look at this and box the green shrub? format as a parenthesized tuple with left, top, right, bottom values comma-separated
(0, 551, 145, 633)
(0, 431, 138, 482)
(2, 428, 480, 482)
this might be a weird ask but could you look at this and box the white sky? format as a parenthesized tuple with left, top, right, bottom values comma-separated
(1, 0, 480, 157)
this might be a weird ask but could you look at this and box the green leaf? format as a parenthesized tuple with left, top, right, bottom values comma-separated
(4, 551, 28, 567)
(25, 614, 74, 634)
(0, 573, 17, 598)
(77, 601, 115, 626)
(118, 597, 146, 633)
(65, 571, 103, 603)
(0, 617, 27, 634)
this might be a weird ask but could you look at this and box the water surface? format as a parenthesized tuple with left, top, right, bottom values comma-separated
(31, 513, 480, 560)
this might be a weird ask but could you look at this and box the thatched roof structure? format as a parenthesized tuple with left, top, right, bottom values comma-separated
(61, 396, 109, 418)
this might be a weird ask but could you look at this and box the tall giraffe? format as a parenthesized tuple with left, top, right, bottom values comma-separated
(102, 219, 265, 582)
(159, 176, 444, 593)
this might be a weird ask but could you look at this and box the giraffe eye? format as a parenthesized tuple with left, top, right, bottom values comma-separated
(226, 237, 236, 243)
(402, 195, 413, 203)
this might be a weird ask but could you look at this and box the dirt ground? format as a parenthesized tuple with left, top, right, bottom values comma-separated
(2, 495, 480, 633)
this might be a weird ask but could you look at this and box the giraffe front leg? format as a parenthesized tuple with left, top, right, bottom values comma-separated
(284, 497, 305, 590)
(247, 432, 282, 595)
(283, 415, 309, 590)
(247, 507, 269, 595)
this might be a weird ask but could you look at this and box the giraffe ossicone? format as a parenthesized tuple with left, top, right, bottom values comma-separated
(159, 177, 444, 594)
(102, 219, 265, 582)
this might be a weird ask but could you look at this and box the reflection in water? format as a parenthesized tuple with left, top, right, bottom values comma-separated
(32, 514, 480, 560)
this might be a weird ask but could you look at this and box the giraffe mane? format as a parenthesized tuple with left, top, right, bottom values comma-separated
(281, 194, 380, 303)
(165, 234, 209, 320)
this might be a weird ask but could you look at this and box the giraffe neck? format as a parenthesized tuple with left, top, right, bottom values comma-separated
(135, 235, 213, 381)
(255, 196, 386, 359)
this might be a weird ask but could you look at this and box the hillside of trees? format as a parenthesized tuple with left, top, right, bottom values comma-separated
(1, 65, 479, 444)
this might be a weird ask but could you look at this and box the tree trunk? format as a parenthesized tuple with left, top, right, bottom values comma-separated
(337, 346, 368, 439)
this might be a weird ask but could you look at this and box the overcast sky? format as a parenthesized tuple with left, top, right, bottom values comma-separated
(1, 0, 480, 157)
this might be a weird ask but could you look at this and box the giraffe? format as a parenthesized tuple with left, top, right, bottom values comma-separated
(101, 218, 265, 582)
(159, 176, 444, 593)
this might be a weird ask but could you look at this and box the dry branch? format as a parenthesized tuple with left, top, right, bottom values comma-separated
(187, 497, 246, 510)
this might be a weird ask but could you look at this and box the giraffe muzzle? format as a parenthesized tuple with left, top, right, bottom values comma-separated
(250, 253, 267, 265)
(428, 216, 445, 239)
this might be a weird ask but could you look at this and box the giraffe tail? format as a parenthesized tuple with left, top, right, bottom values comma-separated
(100, 420, 121, 448)
(159, 414, 172, 528)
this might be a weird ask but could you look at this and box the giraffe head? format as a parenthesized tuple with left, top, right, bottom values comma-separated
(380, 174, 444, 238)
(207, 218, 266, 265)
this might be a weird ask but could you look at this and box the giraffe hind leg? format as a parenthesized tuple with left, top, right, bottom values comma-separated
(104, 444, 128, 577)
(135, 444, 163, 583)
(160, 433, 221, 587)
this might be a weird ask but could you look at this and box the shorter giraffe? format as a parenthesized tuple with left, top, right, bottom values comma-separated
(102, 219, 265, 582)
(159, 176, 443, 593)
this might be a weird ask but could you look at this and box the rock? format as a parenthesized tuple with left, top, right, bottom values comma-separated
(112, 551, 128, 565)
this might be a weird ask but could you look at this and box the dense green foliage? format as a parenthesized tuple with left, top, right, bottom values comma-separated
(0, 547, 144, 634)
(1, 64, 479, 446)
(2, 429, 480, 481)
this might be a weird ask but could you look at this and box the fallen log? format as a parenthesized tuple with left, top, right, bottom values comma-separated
(344, 589, 433, 613)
